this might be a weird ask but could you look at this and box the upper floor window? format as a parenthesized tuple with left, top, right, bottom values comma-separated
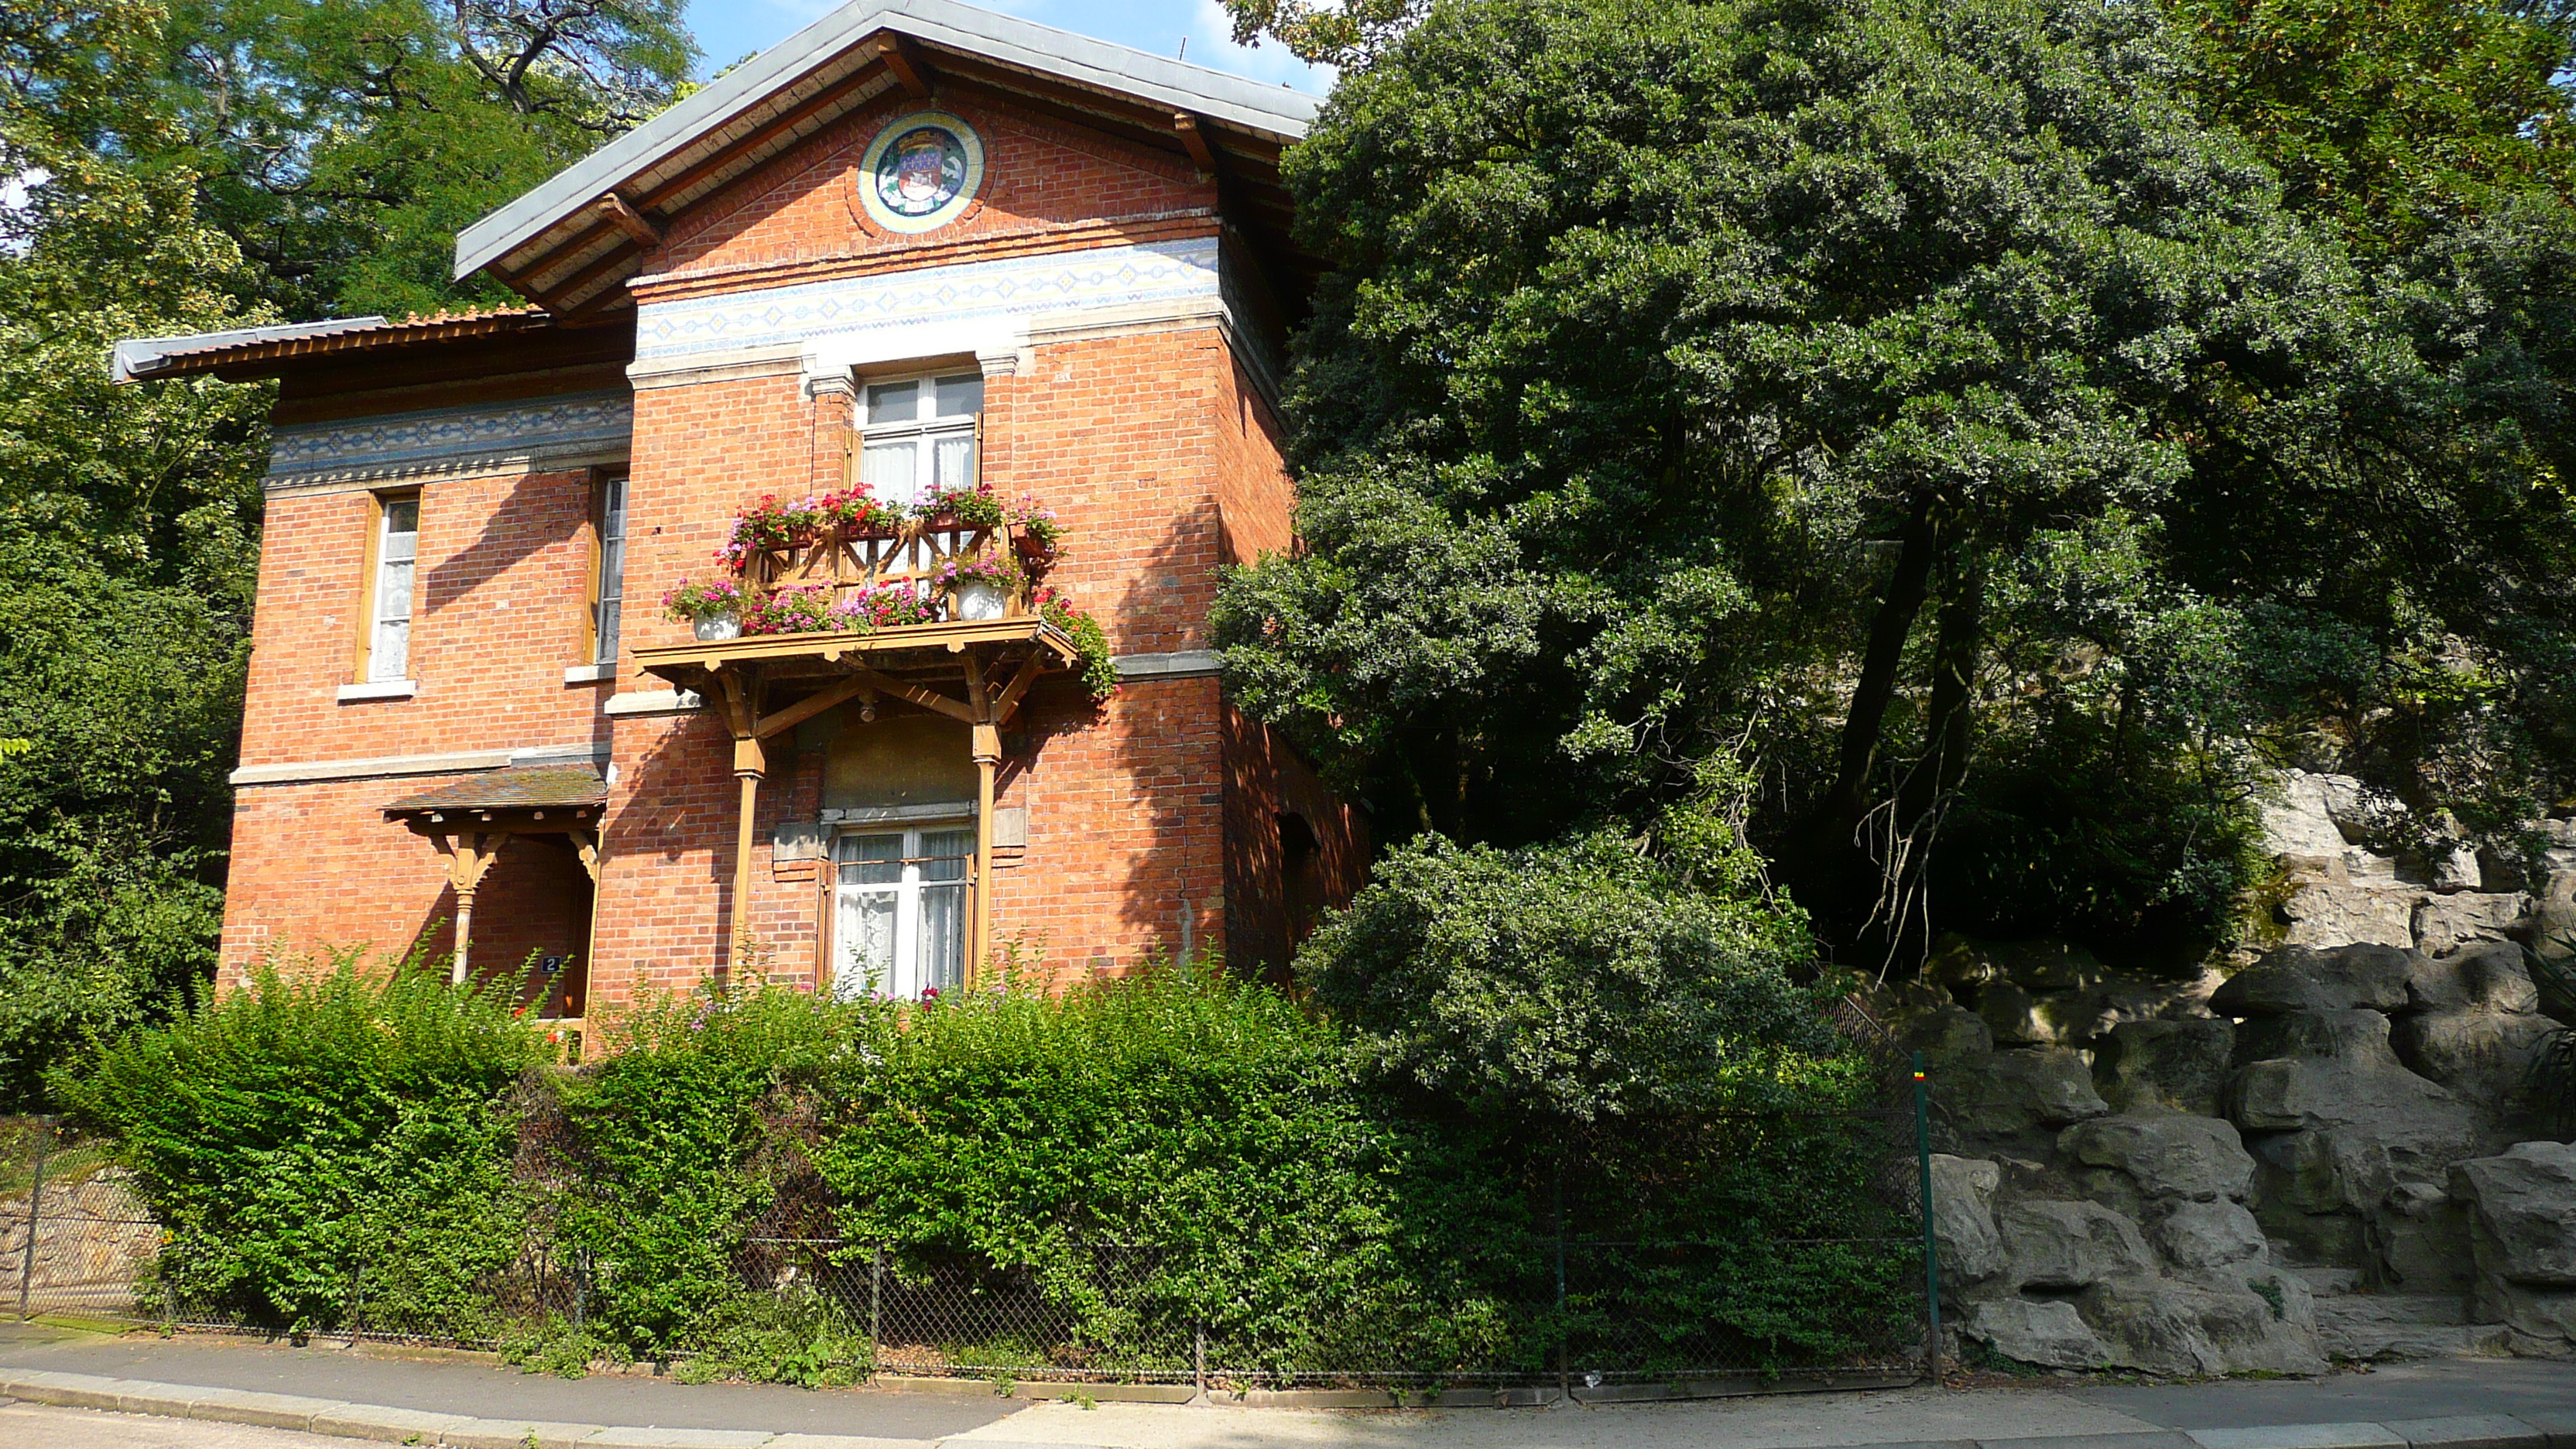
(859, 372, 981, 506)
(591, 474, 629, 663)
(363, 493, 419, 683)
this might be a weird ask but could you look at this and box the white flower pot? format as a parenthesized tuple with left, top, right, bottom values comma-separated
(693, 614, 742, 642)
(954, 580, 1009, 622)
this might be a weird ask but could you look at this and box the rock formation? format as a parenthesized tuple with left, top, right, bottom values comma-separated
(1880, 785, 2576, 1375)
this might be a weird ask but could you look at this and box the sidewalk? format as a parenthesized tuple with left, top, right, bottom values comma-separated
(2, 1321, 2572, 1449)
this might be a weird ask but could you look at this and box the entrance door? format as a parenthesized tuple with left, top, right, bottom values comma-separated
(832, 824, 973, 999)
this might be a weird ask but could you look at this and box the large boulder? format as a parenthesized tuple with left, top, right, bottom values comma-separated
(1964, 1299, 2110, 1368)
(1998, 1199, 2156, 1289)
(2449, 1141, 2576, 1352)
(2060, 1112, 2256, 1204)
(1930, 1155, 2006, 1291)
(1904, 1005, 1995, 1067)
(2097, 1018, 2237, 1118)
(2406, 941, 2541, 1015)
(2392, 1010, 2562, 1128)
(2415, 893, 2533, 960)
(2214, 945, 2415, 1016)
(2279, 874, 2420, 950)
(2076, 1273, 2328, 1376)
(2149, 1198, 2271, 1270)
(2261, 772, 2354, 859)
(1942, 1048, 2110, 1141)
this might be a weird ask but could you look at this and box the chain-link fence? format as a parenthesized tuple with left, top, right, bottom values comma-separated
(2, 999, 1935, 1392)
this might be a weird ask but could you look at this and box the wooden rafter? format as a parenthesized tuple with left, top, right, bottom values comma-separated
(849, 666, 976, 723)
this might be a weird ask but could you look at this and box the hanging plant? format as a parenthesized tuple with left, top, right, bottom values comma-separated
(1009, 493, 1064, 563)
(1034, 585, 1118, 701)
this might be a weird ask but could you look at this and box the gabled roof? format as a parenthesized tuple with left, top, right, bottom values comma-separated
(457, 0, 1321, 317)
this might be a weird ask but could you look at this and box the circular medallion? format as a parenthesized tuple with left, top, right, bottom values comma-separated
(856, 112, 983, 234)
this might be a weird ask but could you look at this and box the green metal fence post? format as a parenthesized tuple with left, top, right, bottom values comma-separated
(1914, 1050, 1942, 1386)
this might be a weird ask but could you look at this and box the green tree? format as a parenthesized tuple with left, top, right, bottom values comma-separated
(11, 0, 694, 318)
(0, 135, 272, 1108)
(1211, 0, 2576, 962)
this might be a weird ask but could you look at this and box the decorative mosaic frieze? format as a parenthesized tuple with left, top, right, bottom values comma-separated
(265, 392, 634, 490)
(632, 237, 1223, 363)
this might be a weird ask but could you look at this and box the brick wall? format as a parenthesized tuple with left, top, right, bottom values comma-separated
(240, 468, 611, 768)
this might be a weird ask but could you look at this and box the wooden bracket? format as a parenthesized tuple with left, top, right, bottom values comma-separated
(597, 193, 662, 249)
(755, 676, 875, 740)
(1173, 112, 1217, 173)
(993, 651, 1046, 726)
(716, 670, 762, 738)
(430, 831, 499, 895)
(569, 829, 602, 885)
(879, 34, 933, 98)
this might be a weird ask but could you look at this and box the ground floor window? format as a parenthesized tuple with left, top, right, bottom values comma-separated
(833, 824, 972, 999)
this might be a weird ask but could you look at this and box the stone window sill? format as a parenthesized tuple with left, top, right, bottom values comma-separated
(563, 663, 615, 685)
(337, 680, 417, 703)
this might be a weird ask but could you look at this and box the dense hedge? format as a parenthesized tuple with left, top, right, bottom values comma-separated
(59, 949, 1913, 1381)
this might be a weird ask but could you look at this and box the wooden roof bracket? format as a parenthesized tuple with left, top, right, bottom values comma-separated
(597, 193, 663, 250)
(1173, 111, 1218, 176)
(879, 33, 934, 98)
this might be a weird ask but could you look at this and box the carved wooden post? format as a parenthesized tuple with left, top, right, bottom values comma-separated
(430, 830, 498, 985)
(964, 655, 998, 984)
(718, 671, 766, 982)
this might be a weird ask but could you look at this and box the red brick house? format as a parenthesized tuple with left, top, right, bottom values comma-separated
(112, 0, 1365, 1033)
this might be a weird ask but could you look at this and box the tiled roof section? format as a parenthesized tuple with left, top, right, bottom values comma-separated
(383, 766, 608, 816)
(113, 307, 553, 383)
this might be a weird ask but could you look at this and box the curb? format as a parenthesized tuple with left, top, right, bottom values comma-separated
(6, 1367, 2576, 1449)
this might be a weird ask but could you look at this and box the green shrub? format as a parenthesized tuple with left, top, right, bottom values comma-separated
(53, 947, 543, 1334)
(815, 959, 1493, 1373)
(673, 1286, 873, 1387)
(544, 983, 875, 1359)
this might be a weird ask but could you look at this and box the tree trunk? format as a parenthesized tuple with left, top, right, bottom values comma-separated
(1818, 500, 1937, 835)
(1896, 560, 1982, 828)
(1787, 498, 1937, 942)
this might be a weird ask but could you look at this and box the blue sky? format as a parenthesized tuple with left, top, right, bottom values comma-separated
(682, 1, 1333, 94)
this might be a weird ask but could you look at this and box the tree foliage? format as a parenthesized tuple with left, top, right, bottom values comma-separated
(9, 0, 694, 318)
(1214, 0, 2576, 964)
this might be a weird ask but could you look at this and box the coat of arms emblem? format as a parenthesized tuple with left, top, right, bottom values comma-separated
(875, 126, 967, 218)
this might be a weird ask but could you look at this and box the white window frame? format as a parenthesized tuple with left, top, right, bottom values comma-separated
(831, 821, 975, 1000)
(858, 371, 981, 507)
(592, 474, 629, 663)
(365, 493, 420, 683)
